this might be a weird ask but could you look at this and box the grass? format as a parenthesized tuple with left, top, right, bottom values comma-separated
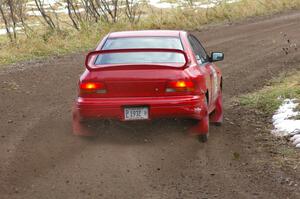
(239, 71, 300, 114)
(1, 0, 300, 65)
(239, 71, 300, 170)
(0, 27, 105, 64)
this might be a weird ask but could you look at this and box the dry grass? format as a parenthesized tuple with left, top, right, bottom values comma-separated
(239, 70, 300, 114)
(1, 0, 300, 65)
(239, 70, 300, 170)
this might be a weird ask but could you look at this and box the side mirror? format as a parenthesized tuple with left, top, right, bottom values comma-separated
(210, 52, 224, 62)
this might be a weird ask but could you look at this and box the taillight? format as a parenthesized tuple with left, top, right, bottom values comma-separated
(79, 82, 106, 94)
(166, 80, 195, 92)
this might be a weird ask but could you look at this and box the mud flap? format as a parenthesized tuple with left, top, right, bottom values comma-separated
(210, 91, 223, 124)
(189, 109, 209, 136)
(72, 106, 97, 136)
(188, 95, 210, 136)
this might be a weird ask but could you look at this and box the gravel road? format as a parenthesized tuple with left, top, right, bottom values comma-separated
(1, 11, 300, 199)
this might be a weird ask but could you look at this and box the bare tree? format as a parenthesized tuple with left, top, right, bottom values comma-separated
(124, 0, 141, 23)
(184, 0, 195, 7)
(76, 0, 121, 23)
(86, 0, 102, 22)
(81, 0, 96, 22)
(0, 0, 25, 41)
(34, 0, 57, 30)
(16, 0, 32, 37)
(0, 0, 139, 39)
(7, 0, 17, 39)
(101, 0, 119, 23)
(94, 0, 110, 22)
(66, 0, 86, 30)
(0, 2, 13, 42)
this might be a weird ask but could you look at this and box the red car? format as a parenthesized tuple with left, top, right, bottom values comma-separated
(72, 30, 224, 142)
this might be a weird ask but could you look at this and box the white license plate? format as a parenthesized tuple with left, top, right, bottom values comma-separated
(124, 107, 149, 120)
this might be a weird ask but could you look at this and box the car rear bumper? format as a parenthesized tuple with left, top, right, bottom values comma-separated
(75, 95, 207, 121)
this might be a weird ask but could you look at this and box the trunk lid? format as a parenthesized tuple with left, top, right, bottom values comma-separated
(81, 48, 190, 97)
(81, 67, 188, 97)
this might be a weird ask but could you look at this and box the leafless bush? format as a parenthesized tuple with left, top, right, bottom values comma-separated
(7, 0, 17, 39)
(34, 0, 58, 30)
(0, 0, 29, 41)
(0, 2, 13, 42)
(65, 0, 124, 29)
(0, 0, 142, 39)
(81, 0, 100, 22)
(65, 0, 82, 30)
(99, 0, 119, 23)
(184, 0, 195, 7)
(124, 0, 141, 23)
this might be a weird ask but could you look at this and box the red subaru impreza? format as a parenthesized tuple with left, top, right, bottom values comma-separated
(73, 30, 224, 142)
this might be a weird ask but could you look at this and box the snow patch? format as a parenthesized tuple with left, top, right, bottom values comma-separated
(149, 0, 240, 9)
(149, 0, 178, 9)
(0, 27, 22, 35)
(25, 0, 242, 16)
(272, 99, 300, 148)
(0, 23, 39, 35)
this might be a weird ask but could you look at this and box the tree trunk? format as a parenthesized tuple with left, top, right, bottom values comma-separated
(0, 3, 13, 42)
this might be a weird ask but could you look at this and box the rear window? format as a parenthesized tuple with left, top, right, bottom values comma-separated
(103, 37, 183, 50)
(94, 37, 185, 65)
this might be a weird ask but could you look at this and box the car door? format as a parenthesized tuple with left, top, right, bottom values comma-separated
(188, 35, 218, 105)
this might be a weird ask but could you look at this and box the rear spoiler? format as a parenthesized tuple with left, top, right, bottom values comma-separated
(85, 48, 189, 71)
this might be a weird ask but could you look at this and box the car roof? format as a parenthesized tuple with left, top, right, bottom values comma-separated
(108, 30, 184, 38)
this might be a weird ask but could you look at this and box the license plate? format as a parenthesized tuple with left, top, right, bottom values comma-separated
(124, 107, 149, 120)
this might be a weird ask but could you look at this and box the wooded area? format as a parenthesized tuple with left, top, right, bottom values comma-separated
(0, 0, 143, 42)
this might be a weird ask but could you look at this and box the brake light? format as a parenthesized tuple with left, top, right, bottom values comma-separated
(80, 82, 106, 94)
(166, 80, 195, 92)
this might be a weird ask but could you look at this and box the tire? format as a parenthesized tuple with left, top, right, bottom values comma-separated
(209, 90, 223, 125)
(197, 96, 209, 143)
(198, 134, 208, 143)
(213, 118, 223, 126)
(72, 108, 97, 136)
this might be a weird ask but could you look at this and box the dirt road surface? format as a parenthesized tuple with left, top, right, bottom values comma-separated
(1, 11, 300, 199)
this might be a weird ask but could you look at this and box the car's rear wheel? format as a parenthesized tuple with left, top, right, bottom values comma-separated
(197, 96, 209, 143)
(198, 134, 208, 143)
(210, 90, 223, 126)
(72, 108, 98, 136)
